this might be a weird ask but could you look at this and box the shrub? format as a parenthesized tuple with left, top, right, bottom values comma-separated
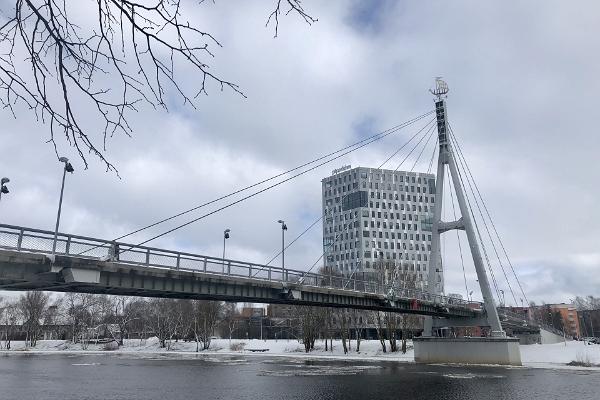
(229, 342, 246, 351)
(567, 352, 592, 367)
(103, 341, 119, 351)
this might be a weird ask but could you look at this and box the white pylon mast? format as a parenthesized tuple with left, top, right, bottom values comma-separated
(424, 79, 504, 336)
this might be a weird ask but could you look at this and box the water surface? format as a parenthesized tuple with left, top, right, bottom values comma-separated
(0, 353, 597, 400)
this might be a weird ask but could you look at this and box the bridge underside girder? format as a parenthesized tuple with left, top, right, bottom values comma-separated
(0, 249, 480, 319)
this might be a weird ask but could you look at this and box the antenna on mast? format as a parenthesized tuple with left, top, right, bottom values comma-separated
(429, 77, 449, 99)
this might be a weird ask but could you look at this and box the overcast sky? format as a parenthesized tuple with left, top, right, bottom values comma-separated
(1, 1, 599, 305)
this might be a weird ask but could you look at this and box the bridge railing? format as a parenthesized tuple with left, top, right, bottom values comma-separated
(0, 224, 478, 310)
(497, 308, 571, 338)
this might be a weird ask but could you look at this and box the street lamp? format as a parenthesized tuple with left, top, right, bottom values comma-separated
(0, 177, 9, 202)
(277, 220, 287, 279)
(223, 228, 230, 260)
(52, 157, 74, 256)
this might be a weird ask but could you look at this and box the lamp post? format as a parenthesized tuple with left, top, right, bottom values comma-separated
(277, 220, 287, 280)
(0, 177, 9, 202)
(222, 228, 230, 273)
(52, 157, 74, 256)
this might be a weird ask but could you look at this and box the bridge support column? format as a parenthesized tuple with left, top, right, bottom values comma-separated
(414, 337, 521, 366)
(424, 80, 505, 338)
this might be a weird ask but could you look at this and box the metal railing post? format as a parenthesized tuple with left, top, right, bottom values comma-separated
(227, 261, 231, 275)
(65, 236, 71, 255)
(145, 249, 150, 266)
(203, 258, 207, 273)
(176, 254, 180, 270)
(17, 229, 24, 250)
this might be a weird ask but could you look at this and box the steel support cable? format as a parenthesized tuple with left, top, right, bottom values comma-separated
(449, 131, 517, 305)
(448, 130, 518, 306)
(410, 125, 436, 172)
(78, 111, 434, 256)
(341, 120, 436, 285)
(394, 122, 436, 172)
(117, 112, 434, 256)
(377, 118, 436, 170)
(448, 138, 502, 301)
(451, 142, 501, 301)
(448, 125, 529, 305)
(311, 219, 352, 281)
(427, 137, 438, 175)
(447, 172, 470, 299)
(261, 116, 436, 277)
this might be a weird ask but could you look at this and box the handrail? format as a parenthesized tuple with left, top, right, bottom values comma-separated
(0, 223, 482, 310)
(497, 308, 571, 338)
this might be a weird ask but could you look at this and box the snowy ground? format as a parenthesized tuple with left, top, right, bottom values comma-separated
(2, 338, 599, 370)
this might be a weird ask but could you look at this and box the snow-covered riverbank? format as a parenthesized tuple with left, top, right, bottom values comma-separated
(2, 338, 599, 370)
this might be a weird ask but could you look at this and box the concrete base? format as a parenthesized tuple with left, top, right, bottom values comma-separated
(414, 337, 522, 366)
(540, 328, 567, 344)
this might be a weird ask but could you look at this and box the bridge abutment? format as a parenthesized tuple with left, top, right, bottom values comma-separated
(413, 337, 522, 366)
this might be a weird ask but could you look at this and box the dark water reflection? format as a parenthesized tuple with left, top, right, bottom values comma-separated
(0, 353, 598, 400)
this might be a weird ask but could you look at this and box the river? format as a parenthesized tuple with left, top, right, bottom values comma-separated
(0, 353, 598, 400)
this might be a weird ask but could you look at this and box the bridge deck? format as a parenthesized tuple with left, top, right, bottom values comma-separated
(0, 224, 483, 318)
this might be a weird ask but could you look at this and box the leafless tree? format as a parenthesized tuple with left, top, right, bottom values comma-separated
(42, 297, 63, 340)
(0, 1, 315, 173)
(146, 298, 183, 349)
(384, 312, 399, 352)
(321, 307, 334, 352)
(18, 291, 50, 347)
(63, 293, 98, 345)
(352, 309, 368, 352)
(295, 305, 322, 353)
(222, 302, 238, 346)
(337, 308, 350, 354)
(399, 313, 421, 354)
(191, 300, 222, 351)
(0, 296, 6, 349)
(106, 296, 140, 345)
(574, 296, 600, 311)
(1, 300, 19, 350)
(373, 310, 387, 353)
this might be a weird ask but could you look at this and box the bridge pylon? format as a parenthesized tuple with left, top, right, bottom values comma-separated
(416, 79, 521, 365)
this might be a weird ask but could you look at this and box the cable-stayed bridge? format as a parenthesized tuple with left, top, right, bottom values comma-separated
(0, 80, 527, 365)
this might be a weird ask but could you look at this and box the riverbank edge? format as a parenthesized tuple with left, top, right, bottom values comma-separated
(2, 347, 599, 372)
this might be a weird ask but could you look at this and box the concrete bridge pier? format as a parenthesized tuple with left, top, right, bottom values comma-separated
(413, 336, 522, 366)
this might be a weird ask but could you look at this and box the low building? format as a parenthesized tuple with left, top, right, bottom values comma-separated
(240, 307, 265, 319)
(549, 304, 581, 338)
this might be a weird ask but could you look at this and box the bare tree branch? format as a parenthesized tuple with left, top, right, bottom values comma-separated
(0, 1, 235, 173)
(266, 0, 316, 38)
(0, 1, 314, 173)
